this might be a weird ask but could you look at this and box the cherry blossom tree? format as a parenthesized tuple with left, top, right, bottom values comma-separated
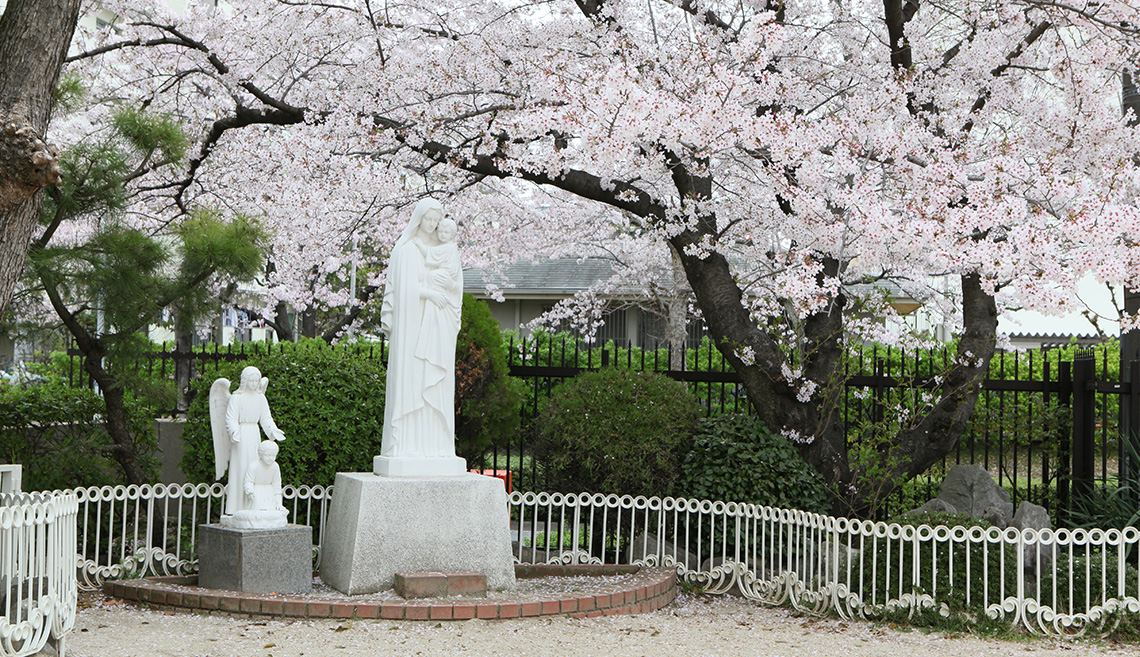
(59, 0, 1140, 511)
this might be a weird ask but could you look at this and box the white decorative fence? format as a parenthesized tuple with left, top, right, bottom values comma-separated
(67, 484, 1140, 638)
(0, 491, 78, 657)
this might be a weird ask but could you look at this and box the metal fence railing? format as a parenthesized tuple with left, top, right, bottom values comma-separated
(0, 491, 78, 657)
(64, 482, 1140, 638)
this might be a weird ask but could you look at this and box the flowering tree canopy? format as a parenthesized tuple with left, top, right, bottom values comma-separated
(58, 0, 1140, 509)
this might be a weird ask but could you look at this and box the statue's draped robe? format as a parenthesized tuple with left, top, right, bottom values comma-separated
(224, 391, 282, 514)
(380, 235, 461, 458)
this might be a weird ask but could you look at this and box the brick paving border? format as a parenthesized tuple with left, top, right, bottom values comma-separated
(103, 564, 677, 621)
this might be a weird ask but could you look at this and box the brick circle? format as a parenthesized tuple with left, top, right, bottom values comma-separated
(103, 564, 677, 620)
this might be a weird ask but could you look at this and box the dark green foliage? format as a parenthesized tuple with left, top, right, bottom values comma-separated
(0, 381, 157, 490)
(172, 209, 267, 334)
(679, 414, 829, 512)
(868, 511, 1017, 629)
(533, 368, 701, 496)
(27, 104, 266, 484)
(49, 142, 129, 220)
(455, 296, 522, 461)
(53, 72, 86, 113)
(112, 106, 189, 163)
(1039, 549, 1140, 636)
(180, 340, 385, 487)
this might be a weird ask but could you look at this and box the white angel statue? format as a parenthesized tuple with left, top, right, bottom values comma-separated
(210, 366, 286, 521)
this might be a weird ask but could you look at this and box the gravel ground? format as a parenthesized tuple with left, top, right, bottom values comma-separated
(63, 592, 1140, 657)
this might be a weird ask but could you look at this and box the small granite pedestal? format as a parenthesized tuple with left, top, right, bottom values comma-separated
(320, 472, 516, 594)
(197, 524, 312, 594)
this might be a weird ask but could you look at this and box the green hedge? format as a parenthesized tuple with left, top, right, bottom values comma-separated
(679, 414, 829, 513)
(455, 295, 522, 461)
(533, 368, 702, 497)
(0, 381, 157, 490)
(180, 340, 386, 487)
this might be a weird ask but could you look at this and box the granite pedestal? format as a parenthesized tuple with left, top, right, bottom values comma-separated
(320, 472, 516, 594)
(197, 524, 312, 594)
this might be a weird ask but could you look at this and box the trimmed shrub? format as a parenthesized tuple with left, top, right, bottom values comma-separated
(0, 381, 157, 490)
(180, 340, 385, 487)
(533, 368, 701, 497)
(679, 414, 829, 513)
(455, 295, 522, 462)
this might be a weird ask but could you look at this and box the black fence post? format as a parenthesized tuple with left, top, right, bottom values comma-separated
(1123, 360, 1140, 486)
(871, 357, 887, 437)
(1070, 350, 1096, 512)
(1058, 359, 1072, 516)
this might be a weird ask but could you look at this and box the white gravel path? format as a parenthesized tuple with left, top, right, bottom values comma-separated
(63, 593, 1140, 657)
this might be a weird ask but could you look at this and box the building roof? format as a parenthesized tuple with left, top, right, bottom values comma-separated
(463, 258, 634, 298)
(1005, 332, 1107, 348)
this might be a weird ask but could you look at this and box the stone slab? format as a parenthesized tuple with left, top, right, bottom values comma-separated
(374, 455, 467, 477)
(320, 473, 516, 594)
(197, 524, 312, 594)
(395, 571, 488, 598)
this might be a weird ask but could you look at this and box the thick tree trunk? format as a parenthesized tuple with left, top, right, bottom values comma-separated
(86, 357, 151, 485)
(671, 241, 996, 514)
(0, 0, 81, 318)
(174, 322, 195, 413)
(870, 274, 997, 498)
(1120, 68, 1140, 481)
(669, 238, 852, 501)
(300, 306, 317, 339)
(273, 300, 295, 342)
(665, 244, 689, 368)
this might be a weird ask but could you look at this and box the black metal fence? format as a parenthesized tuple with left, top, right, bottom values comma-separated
(841, 345, 1132, 520)
(68, 336, 1135, 520)
(500, 337, 1135, 520)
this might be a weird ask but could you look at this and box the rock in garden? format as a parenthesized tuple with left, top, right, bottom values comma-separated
(982, 504, 1008, 529)
(1011, 501, 1054, 589)
(935, 465, 1013, 525)
(1011, 501, 1051, 532)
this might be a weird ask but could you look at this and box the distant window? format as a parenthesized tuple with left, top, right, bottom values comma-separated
(95, 13, 122, 33)
(595, 308, 628, 347)
(639, 309, 705, 349)
(539, 304, 630, 346)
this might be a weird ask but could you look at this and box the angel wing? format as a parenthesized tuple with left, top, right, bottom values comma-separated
(209, 378, 232, 481)
(259, 377, 269, 394)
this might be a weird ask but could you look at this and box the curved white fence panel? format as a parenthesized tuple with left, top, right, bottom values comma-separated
(66, 484, 1140, 638)
(505, 492, 1140, 637)
(72, 483, 332, 590)
(0, 491, 77, 657)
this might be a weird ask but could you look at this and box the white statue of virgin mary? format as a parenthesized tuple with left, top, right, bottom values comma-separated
(373, 198, 467, 477)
